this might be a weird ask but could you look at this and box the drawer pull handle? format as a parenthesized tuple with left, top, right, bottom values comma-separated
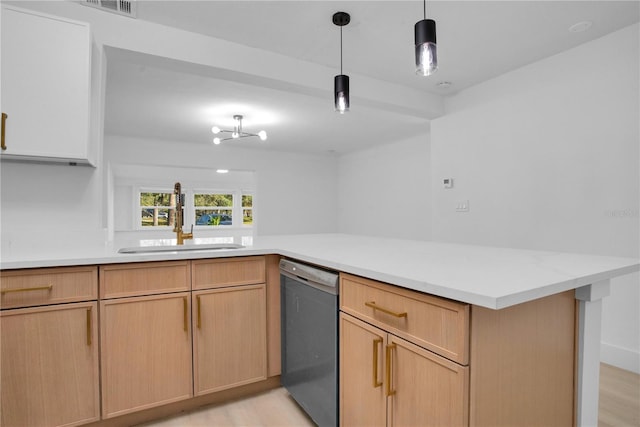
(372, 338, 383, 388)
(196, 295, 202, 329)
(386, 343, 396, 397)
(365, 301, 407, 318)
(183, 297, 188, 332)
(1, 112, 7, 150)
(86, 307, 92, 346)
(1, 285, 53, 295)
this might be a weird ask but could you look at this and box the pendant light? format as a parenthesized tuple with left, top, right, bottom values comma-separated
(415, 0, 437, 76)
(333, 12, 350, 114)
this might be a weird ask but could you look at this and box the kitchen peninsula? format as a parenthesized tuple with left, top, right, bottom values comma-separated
(1, 233, 638, 427)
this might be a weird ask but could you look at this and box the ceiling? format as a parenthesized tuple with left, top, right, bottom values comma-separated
(104, 1, 639, 154)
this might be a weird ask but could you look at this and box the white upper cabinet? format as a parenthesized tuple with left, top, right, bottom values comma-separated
(1, 5, 95, 166)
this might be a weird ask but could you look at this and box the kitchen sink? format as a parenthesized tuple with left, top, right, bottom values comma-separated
(118, 243, 245, 254)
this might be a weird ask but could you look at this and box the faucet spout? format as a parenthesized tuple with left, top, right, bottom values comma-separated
(173, 182, 194, 245)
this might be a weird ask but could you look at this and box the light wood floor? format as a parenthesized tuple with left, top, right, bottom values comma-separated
(598, 363, 640, 427)
(139, 363, 639, 427)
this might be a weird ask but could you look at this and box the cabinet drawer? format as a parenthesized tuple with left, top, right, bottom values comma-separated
(1, 266, 97, 309)
(340, 273, 469, 365)
(100, 261, 190, 299)
(192, 256, 265, 290)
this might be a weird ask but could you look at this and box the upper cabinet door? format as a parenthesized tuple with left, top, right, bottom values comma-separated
(1, 5, 94, 165)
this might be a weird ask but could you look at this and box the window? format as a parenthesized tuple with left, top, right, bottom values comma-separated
(139, 191, 175, 227)
(194, 193, 233, 227)
(136, 187, 254, 230)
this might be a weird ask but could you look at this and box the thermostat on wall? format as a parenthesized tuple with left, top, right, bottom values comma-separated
(443, 178, 454, 188)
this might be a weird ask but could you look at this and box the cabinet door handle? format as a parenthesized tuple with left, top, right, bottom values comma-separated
(1, 112, 7, 151)
(86, 307, 92, 346)
(372, 338, 383, 388)
(365, 301, 407, 318)
(183, 297, 188, 332)
(385, 343, 396, 397)
(196, 295, 201, 329)
(1, 285, 52, 295)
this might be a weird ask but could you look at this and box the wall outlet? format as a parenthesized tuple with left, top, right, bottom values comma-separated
(456, 200, 469, 212)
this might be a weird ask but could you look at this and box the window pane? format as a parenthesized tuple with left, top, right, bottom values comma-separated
(140, 192, 172, 207)
(140, 191, 174, 227)
(243, 209, 253, 225)
(140, 208, 171, 227)
(242, 195, 253, 208)
(194, 194, 233, 207)
(195, 209, 233, 226)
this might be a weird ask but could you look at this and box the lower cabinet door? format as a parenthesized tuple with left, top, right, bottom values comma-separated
(100, 293, 193, 418)
(388, 334, 469, 427)
(340, 313, 469, 427)
(1, 302, 100, 427)
(193, 284, 267, 395)
(340, 313, 387, 427)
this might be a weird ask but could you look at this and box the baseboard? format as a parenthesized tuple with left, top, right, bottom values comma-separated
(601, 342, 640, 374)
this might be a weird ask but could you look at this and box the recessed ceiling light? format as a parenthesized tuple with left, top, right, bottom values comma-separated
(216, 169, 229, 174)
(437, 81, 452, 88)
(569, 21, 593, 33)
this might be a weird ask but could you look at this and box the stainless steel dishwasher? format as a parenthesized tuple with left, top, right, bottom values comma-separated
(280, 258, 339, 427)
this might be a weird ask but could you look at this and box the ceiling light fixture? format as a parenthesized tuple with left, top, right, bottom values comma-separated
(569, 21, 593, 33)
(415, 0, 438, 76)
(211, 115, 267, 145)
(333, 11, 351, 114)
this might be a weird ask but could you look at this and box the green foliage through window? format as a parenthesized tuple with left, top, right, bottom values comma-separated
(140, 191, 174, 227)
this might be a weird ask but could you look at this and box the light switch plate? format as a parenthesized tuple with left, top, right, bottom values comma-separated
(443, 178, 454, 189)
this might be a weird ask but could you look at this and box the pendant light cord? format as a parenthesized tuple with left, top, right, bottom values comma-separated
(423, 0, 426, 19)
(340, 26, 343, 74)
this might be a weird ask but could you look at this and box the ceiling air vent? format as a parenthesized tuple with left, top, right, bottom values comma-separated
(80, 0, 136, 18)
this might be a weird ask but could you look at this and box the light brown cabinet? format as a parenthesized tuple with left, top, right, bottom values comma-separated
(192, 257, 268, 395)
(193, 284, 267, 395)
(100, 293, 193, 418)
(340, 272, 470, 427)
(340, 272, 576, 427)
(0, 267, 99, 427)
(1, 256, 277, 426)
(98, 262, 192, 419)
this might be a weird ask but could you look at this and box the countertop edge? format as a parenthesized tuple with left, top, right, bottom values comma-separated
(2, 241, 638, 310)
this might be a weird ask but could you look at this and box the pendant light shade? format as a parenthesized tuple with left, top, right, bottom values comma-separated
(415, 1, 438, 76)
(334, 74, 349, 114)
(333, 12, 350, 113)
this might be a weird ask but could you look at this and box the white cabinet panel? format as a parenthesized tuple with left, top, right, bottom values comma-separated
(1, 5, 94, 165)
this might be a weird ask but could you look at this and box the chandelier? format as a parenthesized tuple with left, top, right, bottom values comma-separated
(211, 115, 267, 145)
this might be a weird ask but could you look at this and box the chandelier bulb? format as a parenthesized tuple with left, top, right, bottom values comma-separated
(258, 130, 267, 141)
(211, 126, 221, 134)
(213, 137, 221, 145)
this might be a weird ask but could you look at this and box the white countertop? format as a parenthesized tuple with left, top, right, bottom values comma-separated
(1, 233, 637, 309)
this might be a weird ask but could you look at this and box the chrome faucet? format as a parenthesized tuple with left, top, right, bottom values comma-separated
(173, 182, 193, 245)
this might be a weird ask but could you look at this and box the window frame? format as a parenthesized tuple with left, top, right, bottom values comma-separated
(192, 189, 236, 229)
(135, 186, 176, 230)
(134, 186, 255, 231)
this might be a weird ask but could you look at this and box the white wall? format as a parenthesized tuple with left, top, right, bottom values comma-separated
(431, 24, 640, 372)
(338, 134, 432, 240)
(105, 135, 338, 237)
